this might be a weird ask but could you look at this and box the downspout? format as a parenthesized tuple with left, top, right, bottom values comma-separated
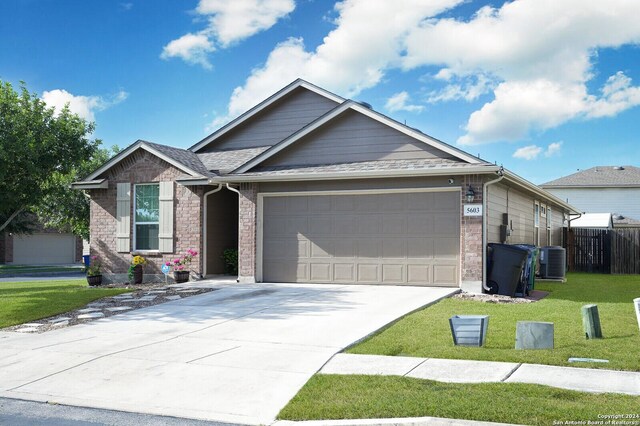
(482, 166, 505, 291)
(202, 184, 223, 277)
(225, 183, 242, 283)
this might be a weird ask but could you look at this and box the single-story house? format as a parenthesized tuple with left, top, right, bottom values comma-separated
(542, 165, 640, 222)
(72, 79, 577, 292)
(0, 228, 83, 265)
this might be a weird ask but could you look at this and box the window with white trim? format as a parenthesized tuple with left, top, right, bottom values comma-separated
(134, 184, 159, 250)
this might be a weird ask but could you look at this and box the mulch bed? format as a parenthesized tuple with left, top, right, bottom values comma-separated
(4, 282, 217, 334)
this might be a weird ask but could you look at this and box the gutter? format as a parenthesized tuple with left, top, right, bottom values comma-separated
(216, 165, 500, 183)
(70, 179, 108, 190)
(482, 166, 505, 291)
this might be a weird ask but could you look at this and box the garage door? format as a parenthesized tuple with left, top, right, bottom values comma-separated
(261, 190, 460, 286)
(12, 233, 76, 265)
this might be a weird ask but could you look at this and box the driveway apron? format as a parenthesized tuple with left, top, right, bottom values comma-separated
(0, 283, 456, 425)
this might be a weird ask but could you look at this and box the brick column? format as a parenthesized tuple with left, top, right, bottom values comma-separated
(460, 175, 483, 292)
(238, 182, 257, 283)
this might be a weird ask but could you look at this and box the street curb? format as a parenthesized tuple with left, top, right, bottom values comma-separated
(273, 416, 522, 426)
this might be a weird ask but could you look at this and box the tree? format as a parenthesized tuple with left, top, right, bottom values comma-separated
(33, 144, 120, 240)
(0, 80, 99, 233)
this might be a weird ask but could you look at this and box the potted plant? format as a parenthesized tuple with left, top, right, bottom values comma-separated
(170, 249, 197, 283)
(86, 255, 103, 286)
(128, 255, 147, 284)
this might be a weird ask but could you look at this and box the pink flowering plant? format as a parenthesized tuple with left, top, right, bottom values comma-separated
(166, 249, 198, 272)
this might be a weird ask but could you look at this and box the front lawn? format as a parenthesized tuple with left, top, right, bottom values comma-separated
(0, 279, 132, 328)
(0, 264, 84, 276)
(349, 273, 640, 371)
(278, 375, 640, 425)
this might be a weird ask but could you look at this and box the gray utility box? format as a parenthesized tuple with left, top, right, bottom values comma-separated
(449, 315, 489, 347)
(515, 321, 554, 349)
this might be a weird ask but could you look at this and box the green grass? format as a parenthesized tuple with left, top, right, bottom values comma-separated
(0, 279, 131, 328)
(0, 264, 84, 275)
(278, 375, 640, 425)
(348, 273, 640, 371)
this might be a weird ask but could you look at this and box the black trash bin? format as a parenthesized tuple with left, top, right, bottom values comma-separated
(513, 244, 538, 296)
(487, 244, 528, 297)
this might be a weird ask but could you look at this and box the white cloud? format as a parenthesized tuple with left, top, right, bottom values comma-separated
(197, 0, 295, 47)
(211, 0, 463, 126)
(399, 0, 640, 145)
(119, 2, 133, 11)
(160, 33, 215, 69)
(162, 0, 294, 68)
(385, 91, 424, 113)
(209, 0, 640, 141)
(457, 80, 586, 145)
(545, 141, 562, 157)
(41, 89, 128, 122)
(513, 145, 543, 160)
(586, 71, 640, 118)
(512, 142, 562, 161)
(427, 75, 494, 103)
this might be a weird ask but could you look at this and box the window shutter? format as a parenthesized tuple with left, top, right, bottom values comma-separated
(158, 181, 174, 253)
(116, 183, 131, 253)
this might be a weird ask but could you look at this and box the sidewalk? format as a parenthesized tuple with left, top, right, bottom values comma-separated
(320, 353, 640, 395)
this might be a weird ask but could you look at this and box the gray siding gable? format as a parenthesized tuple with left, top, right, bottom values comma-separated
(198, 87, 339, 152)
(259, 109, 461, 168)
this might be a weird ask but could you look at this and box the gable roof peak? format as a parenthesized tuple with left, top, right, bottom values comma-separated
(189, 79, 345, 153)
(81, 139, 212, 183)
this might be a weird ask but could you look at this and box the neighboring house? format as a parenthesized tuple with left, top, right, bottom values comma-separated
(566, 212, 640, 229)
(541, 166, 640, 223)
(72, 79, 576, 292)
(568, 213, 613, 229)
(0, 227, 83, 265)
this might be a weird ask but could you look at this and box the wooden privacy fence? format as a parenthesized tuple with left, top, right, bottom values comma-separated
(567, 228, 640, 274)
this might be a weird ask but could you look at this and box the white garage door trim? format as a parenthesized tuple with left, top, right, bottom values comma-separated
(257, 187, 462, 284)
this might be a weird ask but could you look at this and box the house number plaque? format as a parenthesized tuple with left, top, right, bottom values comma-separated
(463, 204, 483, 216)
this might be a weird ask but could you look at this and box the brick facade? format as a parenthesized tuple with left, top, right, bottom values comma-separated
(460, 175, 484, 287)
(237, 182, 258, 282)
(88, 150, 204, 282)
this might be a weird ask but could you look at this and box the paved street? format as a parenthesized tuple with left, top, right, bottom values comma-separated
(0, 397, 242, 426)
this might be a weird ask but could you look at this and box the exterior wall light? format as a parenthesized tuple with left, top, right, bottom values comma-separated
(465, 185, 475, 203)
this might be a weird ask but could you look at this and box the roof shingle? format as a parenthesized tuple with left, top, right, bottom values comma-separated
(197, 147, 271, 174)
(141, 140, 214, 177)
(542, 166, 640, 187)
(240, 158, 491, 176)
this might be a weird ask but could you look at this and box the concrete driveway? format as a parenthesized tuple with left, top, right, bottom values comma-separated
(0, 282, 457, 425)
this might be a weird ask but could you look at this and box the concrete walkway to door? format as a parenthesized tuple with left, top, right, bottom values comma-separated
(0, 282, 457, 425)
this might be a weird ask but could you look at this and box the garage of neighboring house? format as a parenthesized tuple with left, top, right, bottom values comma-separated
(259, 189, 460, 286)
(11, 233, 78, 265)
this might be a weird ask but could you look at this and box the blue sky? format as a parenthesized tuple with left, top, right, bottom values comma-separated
(1, 0, 639, 184)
